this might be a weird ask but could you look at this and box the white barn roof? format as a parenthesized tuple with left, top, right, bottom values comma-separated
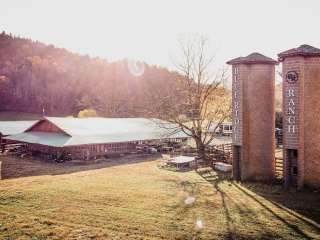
(0, 121, 36, 136)
(5, 117, 188, 147)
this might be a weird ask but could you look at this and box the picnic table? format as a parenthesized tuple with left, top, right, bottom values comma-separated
(168, 156, 195, 169)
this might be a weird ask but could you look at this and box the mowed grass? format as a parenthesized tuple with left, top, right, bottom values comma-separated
(0, 155, 319, 240)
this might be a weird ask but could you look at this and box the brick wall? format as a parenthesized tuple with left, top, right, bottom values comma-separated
(303, 57, 320, 188)
(282, 56, 320, 188)
(232, 63, 275, 181)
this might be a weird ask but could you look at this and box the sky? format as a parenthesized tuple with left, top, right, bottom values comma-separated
(1, 0, 320, 75)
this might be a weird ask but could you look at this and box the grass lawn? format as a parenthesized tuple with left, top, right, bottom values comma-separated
(0, 155, 319, 240)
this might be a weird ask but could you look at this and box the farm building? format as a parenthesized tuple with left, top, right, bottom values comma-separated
(0, 121, 36, 151)
(4, 117, 188, 160)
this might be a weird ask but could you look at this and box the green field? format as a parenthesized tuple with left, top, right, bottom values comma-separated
(0, 155, 319, 239)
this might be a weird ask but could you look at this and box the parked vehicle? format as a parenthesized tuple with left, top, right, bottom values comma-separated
(215, 122, 232, 136)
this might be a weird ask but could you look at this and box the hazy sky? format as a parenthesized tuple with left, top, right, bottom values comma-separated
(1, 0, 320, 71)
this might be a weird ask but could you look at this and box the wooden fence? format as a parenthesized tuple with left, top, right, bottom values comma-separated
(1, 143, 26, 153)
(275, 148, 284, 180)
(208, 143, 232, 164)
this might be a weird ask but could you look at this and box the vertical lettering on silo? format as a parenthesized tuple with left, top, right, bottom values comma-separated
(232, 65, 242, 145)
(284, 70, 299, 148)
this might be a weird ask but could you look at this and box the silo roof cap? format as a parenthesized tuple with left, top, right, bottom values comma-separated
(278, 44, 320, 61)
(227, 52, 278, 65)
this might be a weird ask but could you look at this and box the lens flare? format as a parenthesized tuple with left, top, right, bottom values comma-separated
(184, 196, 196, 205)
(127, 59, 145, 77)
(195, 219, 204, 230)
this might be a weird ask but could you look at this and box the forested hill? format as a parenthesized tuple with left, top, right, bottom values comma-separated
(0, 31, 184, 117)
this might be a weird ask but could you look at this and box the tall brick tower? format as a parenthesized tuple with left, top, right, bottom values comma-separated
(278, 44, 320, 189)
(227, 53, 277, 181)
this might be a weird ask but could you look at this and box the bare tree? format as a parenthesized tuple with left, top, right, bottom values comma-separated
(147, 36, 231, 166)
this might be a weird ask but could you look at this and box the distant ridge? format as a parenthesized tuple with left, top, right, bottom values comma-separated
(0, 31, 185, 117)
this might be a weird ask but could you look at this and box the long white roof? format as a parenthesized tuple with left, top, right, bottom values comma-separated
(43, 117, 176, 136)
(0, 121, 36, 135)
(5, 117, 187, 147)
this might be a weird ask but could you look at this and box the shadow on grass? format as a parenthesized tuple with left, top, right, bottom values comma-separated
(165, 170, 288, 240)
(197, 169, 319, 240)
(232, 183, 319, 240)
(240, 182, 320, 225)
(0, 153, 159, 179)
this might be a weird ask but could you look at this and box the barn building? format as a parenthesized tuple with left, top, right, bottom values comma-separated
(5, 117, 188, 160)
(0, 121, 36, 151)
(279, 44, 320, 189)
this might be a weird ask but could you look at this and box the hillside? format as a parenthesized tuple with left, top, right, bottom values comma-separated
(0, 111, 41, 121)
(0, 31, 184, 117)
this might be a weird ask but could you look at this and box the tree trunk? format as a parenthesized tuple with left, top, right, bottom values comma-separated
(195, 138, 206, 170)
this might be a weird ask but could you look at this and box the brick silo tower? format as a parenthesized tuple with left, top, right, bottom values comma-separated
(278, 44, 320, 189)
(227, 53, 278, 181)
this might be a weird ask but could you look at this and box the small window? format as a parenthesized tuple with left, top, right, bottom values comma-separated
(224, 125, 232, 131)
(292, 166, 298, 175)
(233, 67, 239, 75)
(288, 149, 298, 158)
